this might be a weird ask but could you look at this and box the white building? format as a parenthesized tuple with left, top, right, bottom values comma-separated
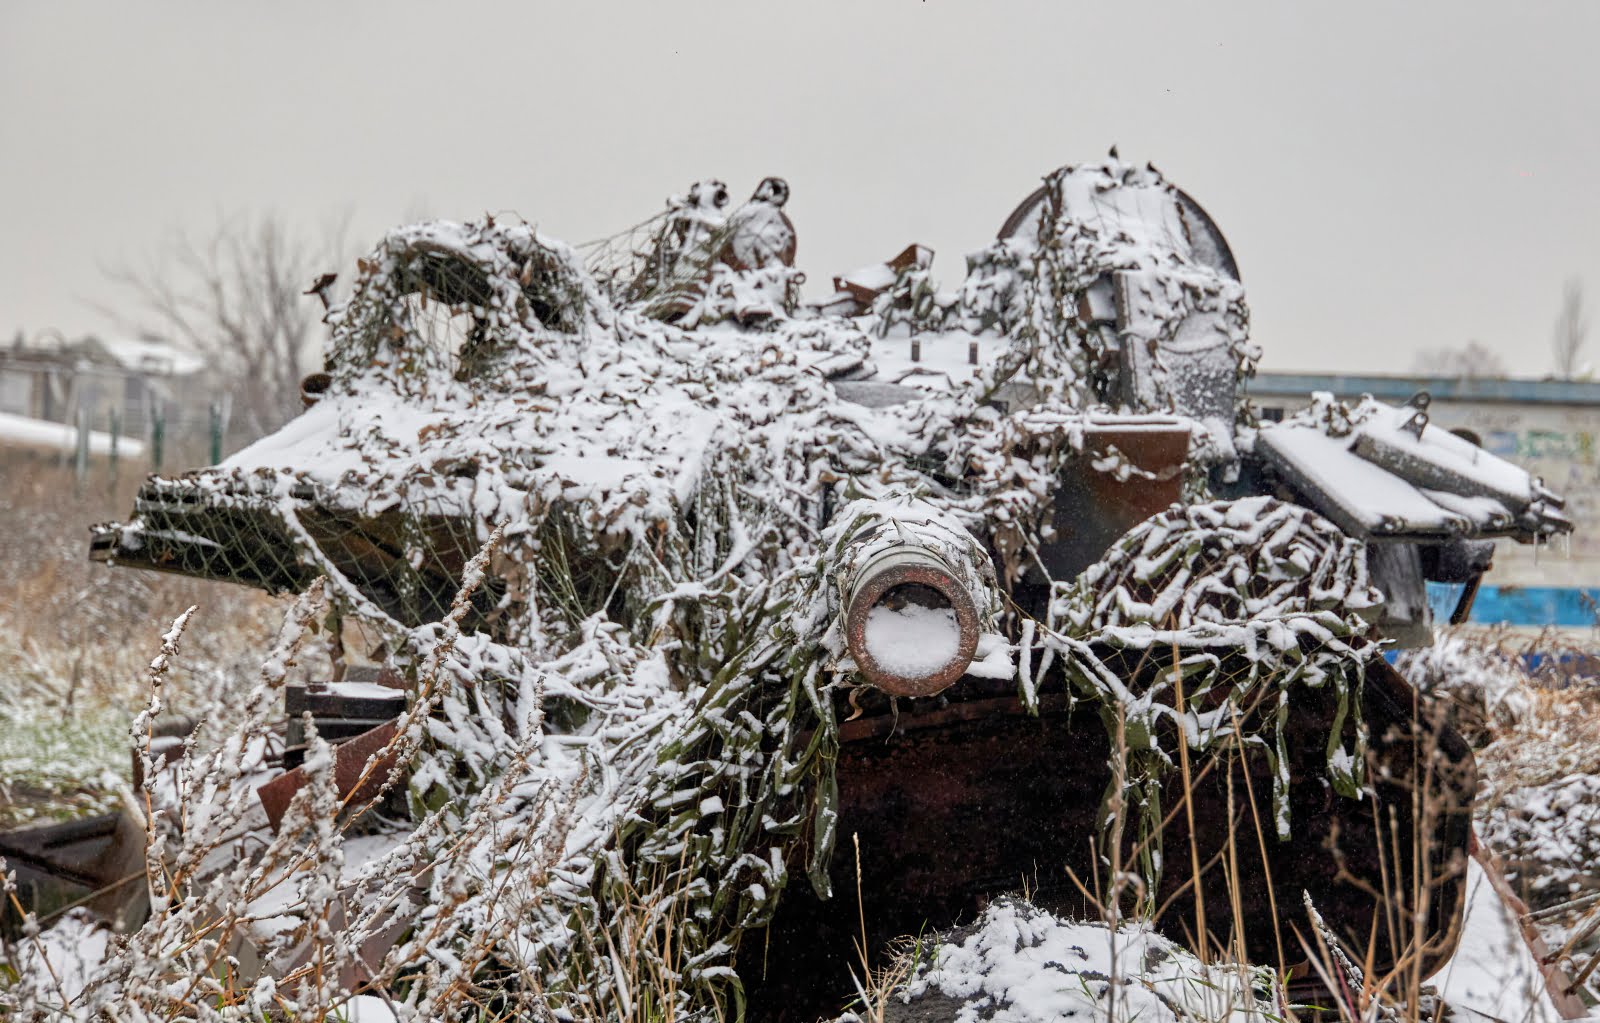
(0, 332, 205, 458)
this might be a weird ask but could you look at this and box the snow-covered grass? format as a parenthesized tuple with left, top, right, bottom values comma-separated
(876, 897, 1280, 1023)
(1, 467, 1590, 1023)
(0, 711, 129, 828)
(5, 606, 1596, 1023)
(1, 164, 1591, 1022)
(1398, 626, 1600, 1008)
(0, 458, 275, 827)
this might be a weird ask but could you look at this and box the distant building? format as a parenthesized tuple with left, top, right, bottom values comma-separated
(1248, 371, 1600, 631)
(0, 332, 205, 452)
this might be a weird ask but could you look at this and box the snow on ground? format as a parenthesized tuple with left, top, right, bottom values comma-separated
(8, 909, 111, 1010)
(1435, 857, 1564, 1023)
(892, 898, 1277, 1023)
(333, 994, 400, 1022)
(893, 877, 1568, 1023)
(243, 833, 408, 945)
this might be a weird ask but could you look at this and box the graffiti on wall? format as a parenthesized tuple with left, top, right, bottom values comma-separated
(1447, 404, 1600, 589)
(1485, 428, 1596, 464)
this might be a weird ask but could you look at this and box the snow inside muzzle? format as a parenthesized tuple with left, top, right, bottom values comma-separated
(843, 544, 980, 697)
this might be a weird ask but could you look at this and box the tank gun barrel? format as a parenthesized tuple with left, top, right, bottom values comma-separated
(844, 543, 980, 696)
(832, 497, 998, 697)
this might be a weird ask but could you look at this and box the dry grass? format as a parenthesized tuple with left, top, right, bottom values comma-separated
(0, 552, 622, 1023)
(0, 455, 279, 826)
(859, 633, 1581, 1023)
(0, 454, 276, 701)
(1448, 628, 1600, 1004)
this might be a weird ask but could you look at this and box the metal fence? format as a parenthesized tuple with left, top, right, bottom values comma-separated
(3, 394, 264, 489)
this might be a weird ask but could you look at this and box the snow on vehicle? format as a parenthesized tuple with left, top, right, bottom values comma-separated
(83, 154, 1569, 1019)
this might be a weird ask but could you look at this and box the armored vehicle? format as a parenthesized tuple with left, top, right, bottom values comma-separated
(88, 156, 1568, 1018)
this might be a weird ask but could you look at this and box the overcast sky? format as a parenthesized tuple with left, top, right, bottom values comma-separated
(3, 2, 1596, 376)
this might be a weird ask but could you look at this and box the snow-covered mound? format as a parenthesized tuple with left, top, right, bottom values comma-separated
(877, 898, 1278, 1023)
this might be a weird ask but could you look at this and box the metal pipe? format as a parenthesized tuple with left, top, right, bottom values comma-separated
(843, 543, 980, 697)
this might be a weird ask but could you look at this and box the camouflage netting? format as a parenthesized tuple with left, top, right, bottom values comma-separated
(1043, 496, 1384, 899)
(69, 157, 1378, 1021)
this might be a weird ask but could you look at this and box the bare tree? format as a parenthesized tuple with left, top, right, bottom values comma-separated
(1410, 340, 1508, 380)
(104, 212, 346, 439)
(1553, 278, 1589, 379)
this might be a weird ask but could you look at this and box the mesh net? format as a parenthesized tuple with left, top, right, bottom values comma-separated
(579, 205, 738, 319)
(94, 474, 504, 634)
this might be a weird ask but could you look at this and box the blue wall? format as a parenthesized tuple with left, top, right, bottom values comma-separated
(1427, 582, 1600, 628)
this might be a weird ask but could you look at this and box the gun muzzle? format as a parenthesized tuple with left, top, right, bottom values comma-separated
(843, 544, 981, 697)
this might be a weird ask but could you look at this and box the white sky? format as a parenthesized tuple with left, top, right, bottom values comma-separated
(3, 2, 1596, 376)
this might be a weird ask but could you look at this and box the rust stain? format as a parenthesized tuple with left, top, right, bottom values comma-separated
(255, 719, 401, 833)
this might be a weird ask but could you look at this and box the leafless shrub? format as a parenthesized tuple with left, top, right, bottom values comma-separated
(1552, 279, 1589, 380)
(101, 212, 348, 439)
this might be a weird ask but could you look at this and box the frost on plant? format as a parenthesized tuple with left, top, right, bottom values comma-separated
(1048, 496, 1383, 850)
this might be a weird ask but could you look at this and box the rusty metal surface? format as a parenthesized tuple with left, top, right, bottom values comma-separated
(832, 243, 933, 308)
(300, 371, 332, 408)
(1032, 423, 1191, 587)
(0, 811, 147, 936)
(285, 684, 406, 722)
(742, 659, 1474, 1022)
(0, 814, 125, 891)
(255, 719, 400, 833)
(283, 683, 408, 768)
(843, 548, 980, 697)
